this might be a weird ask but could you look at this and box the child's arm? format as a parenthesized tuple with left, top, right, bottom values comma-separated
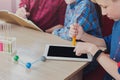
(45, 25, 63, 33)
(80, 32, 106, 47)
(69, 23, 106, 47)
(74, 42, 120, 80)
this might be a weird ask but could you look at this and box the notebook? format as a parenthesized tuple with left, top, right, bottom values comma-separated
(0, 10, 43, 32)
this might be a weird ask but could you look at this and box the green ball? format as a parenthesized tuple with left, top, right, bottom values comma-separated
(13, 55, 19, 61)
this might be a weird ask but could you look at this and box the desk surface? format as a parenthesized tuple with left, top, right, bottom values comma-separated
(0, 24, 87, 80)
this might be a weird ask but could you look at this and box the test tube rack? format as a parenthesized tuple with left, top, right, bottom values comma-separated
(0, 36, 16, 55)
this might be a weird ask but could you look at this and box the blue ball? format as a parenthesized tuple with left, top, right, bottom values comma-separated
(118, 68, 120, 74)
(26, 62, 32, 69)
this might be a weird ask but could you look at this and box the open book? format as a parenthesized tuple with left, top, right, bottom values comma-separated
(0, 10, 43, 32)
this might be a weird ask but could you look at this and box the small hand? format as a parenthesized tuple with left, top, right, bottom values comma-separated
(69, 23, 84, 40)
(15, 7, 30, 19)
(74, 42, 99, 56)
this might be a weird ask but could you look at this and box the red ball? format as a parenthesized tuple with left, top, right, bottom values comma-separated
(117, 62, 120, 67)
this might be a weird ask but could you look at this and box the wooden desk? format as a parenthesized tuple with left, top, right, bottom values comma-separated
(0, 24, 88, 80)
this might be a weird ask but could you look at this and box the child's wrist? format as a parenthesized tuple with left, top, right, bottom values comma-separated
(80, 32, 86, 41)
(88, 44, 99, 56)
(92, 49, 103, 61)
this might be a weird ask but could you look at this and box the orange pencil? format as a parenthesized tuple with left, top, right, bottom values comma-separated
(72, 19, 77, 46)
(72, 36, 76, 46)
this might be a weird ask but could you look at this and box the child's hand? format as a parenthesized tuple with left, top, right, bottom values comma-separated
(74, 42, 99, 56)
(15, 7, 30, 19)
(69, 23, 84, 40)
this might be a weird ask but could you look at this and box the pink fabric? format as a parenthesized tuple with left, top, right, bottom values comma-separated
(0, 42, 3, 51)
(19, 0, 67, 31)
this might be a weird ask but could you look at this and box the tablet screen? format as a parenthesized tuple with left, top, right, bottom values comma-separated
(47, 46, 88, 59)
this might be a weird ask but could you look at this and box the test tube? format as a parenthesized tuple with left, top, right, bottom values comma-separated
(0, 23, 11, 39)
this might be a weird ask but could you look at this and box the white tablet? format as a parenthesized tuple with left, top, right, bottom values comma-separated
(43, 44, 93, 62)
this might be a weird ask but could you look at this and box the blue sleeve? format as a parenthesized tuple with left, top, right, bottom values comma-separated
(52, 27, 72, 41)
(77, 1, 102, 38)
(103, 35, 112, 52)
(77, 1, 91, 31)
(52, 5, 72, 41)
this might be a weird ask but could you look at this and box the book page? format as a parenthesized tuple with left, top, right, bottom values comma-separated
(0, 10, 43, 32)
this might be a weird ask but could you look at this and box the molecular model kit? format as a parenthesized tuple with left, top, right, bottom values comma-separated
(0, 23, 46, 69)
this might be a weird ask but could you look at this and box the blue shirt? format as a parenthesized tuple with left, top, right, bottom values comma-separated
(104, 20, 120, 62)
(103, 21, 120, 80)
(53, 0, 102, 41)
